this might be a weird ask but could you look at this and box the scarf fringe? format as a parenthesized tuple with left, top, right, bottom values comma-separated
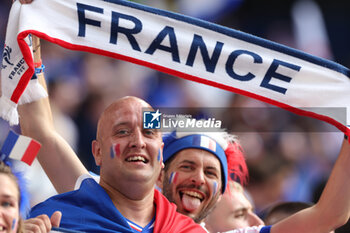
(18, 79, 48, 105)
(0, 97, 19, 126)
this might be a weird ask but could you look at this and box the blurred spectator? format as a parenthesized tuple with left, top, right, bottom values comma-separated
(263, 201, 335, 233)
(204, 181, 264, 232)
(245, 152, 293, 213)
(264, 201, 312, 225)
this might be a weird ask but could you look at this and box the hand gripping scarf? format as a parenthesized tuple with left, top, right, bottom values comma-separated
(1, 0, 350, 138)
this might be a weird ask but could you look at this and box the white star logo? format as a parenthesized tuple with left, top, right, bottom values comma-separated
(151, 109, 162, 122)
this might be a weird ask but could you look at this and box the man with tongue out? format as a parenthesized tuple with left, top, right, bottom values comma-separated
(158, 130, 250, 224)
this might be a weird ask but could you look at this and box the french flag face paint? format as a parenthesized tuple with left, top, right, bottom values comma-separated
(110, 144, 120, 158)
(169, 172, 178, 185)
(213, 181, 218, 196)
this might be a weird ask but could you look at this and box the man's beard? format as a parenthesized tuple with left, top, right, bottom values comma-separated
(162, 173, 221, 223)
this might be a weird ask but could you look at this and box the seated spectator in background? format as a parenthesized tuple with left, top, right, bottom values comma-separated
(0, 161, 61, 233)
(264, 201, 334, 233)
(264, 201, 312, 225)
(204, 181, 263, 233)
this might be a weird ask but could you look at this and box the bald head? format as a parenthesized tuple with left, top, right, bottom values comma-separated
(92, 96, 164, 200)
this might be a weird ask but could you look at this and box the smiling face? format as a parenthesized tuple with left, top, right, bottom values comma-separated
(0, 174, 19, 233)
(161, 148, 222, 223)
(204, 181, 264, 232)
(92, 97, 164, 199)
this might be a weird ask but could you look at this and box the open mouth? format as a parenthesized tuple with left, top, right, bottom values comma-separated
(125, 155, 149, 163)
(179, 190, 204, 212)
(0, 225, 6, 232)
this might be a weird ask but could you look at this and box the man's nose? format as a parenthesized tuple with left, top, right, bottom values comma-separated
(129, 130, 146, 149)
(248, 212, 265, 227)
(191, 169, 205, 186)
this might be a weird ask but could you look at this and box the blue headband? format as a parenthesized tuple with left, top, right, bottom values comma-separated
(163, 133, 228, 193)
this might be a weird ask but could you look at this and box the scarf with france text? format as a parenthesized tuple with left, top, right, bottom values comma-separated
(1, 0, 350, 137)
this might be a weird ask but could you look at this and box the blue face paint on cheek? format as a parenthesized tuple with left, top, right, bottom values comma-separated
(213, 181, 218, 196)
(12, 218, 16, 230)
(157, 149, 161, 162)
(110, 146, 114, 158)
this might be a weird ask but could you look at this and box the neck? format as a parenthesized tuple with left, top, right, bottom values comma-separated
(100, 178, 156, 227)
(202, 223, 214, 233)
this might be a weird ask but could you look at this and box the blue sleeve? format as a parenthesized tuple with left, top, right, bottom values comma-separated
(29, 202, 53, 218)
(260, 226, 272, 233)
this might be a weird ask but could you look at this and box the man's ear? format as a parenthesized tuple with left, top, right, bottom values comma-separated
(156, 169, 165, 190)
(92, 140, 102, 166)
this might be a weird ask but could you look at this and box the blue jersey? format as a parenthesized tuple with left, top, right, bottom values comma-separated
(30, 178, 205, 233)
(30, 178, 149, 233)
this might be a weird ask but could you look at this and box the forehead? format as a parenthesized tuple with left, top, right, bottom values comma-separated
(101, 99, 148, 129)
(0, 174, 19, 199)
(108, 99, 145, 118)
(225, 188, 252, 210)
(171, 148, 221, 169)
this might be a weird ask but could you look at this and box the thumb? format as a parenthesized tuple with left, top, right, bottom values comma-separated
(50, 211, 62, 228)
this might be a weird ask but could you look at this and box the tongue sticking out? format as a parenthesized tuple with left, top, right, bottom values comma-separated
(182, 194, 201, 212)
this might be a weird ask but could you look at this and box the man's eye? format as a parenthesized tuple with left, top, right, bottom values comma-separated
(205, 171, 218, 178)
(180, 165, 192, 170)
(1, 201, 13, 208)
(117, 129, 129, 135)
(144, 129, 155, 136)
(234, 213, 245, 219)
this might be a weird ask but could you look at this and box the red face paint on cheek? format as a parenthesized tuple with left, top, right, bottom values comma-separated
(114, 144, 120, 157)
